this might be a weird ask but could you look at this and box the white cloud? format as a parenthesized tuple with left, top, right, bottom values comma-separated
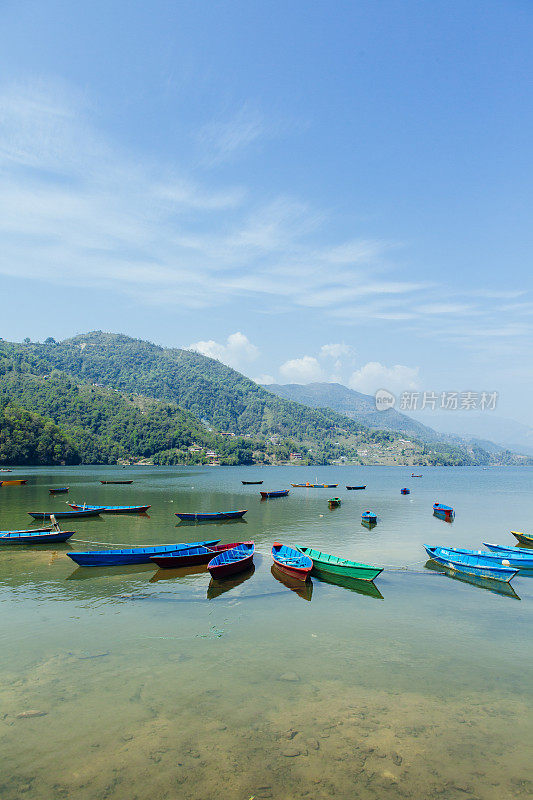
(190, 332, 259, 370)
(255, 374, 275, 385)
(320, 342, 354, 359)
(198, 105, 264, 165)
(348, 362, 420, 395)
(279, 356, 325, 384)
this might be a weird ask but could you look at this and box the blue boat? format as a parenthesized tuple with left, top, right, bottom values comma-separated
(208, 541, 255, 578)
(483, 542, 533, 557)
(69, 503, 151, 514)
(175, 509, 247, 522)
(433, 503, 455, 521)
(29, 508, 105, 520)
(362, 510, 377, 524)
(479, 543, 533, 567)
(260, 490, 289, 499)
(434, 544, 533, 569)
(400, 488, 410, 495)
(67, 539, 221, 567)
(271, 542, 312, 581)
(424, 545, 517, 583)
(0, 528, 75, 544)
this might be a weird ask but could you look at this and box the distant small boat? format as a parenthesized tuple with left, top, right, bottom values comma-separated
(400, 488, 410, 495)
(150, 541, 245, 569)
(260, 490, 289, 499)
(328, 497, 341, 508)
(68, 503, 151, 514)
(271, 542, 312, 582)
(346, 485, 366, 490)
(241, 480, 263, 485)
(297, 546, 382, 582)
(0, 523, 74, 544)
(424, 545, 517, 583)
(67, 539, 220, 567)
(433, 503, 455, 521)
(411, 474, 422, 478)
(362, 510, 377, 525)
(175, 509, 247, 522)
(0, 479, 28, 486)
(49, 487, 69, 494)
(0, 468, 12, 472)
(28, 508, 105, 520)
(510, 530, 533, 546)
(100, 480, 133, 484)
(291, 483, 339, 488)
(208, 541, 255, 579)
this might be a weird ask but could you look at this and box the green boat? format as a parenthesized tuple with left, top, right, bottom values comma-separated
(297, 546, 383, 582)
(328, 497, 341, 507)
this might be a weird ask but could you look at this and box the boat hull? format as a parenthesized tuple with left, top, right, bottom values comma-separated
(69, 504, 151, 514)
(0, 479, 28, 486)
(49, 488, 69, 494)
(346, 486, 366, 490)
(424, 546, 517, 582)
(207, 542, 255, 579)
(511, 530, 533, 546)
(291, 484, 339, 488)
(444, 544, 533, 569)
(241, 481, 263, 485)
(100, 480, 133, 484)
(67, 539, 220, 567)
(0, 530, 75, 544)
(484, 542, 533, 556)
(29, 509, 104, 520)
(175, 509, 247, 522)
(260, 490, 289, 499)
(298, 546, 382, 582)
(271, 543, 312, 582)
(150, 542, 243, 569)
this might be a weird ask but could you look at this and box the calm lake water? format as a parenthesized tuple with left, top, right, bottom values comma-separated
(1, 465, 532, 800)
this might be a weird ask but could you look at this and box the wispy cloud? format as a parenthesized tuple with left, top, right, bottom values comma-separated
(197, 104, 265, 166)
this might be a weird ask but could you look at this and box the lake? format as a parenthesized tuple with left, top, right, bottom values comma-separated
(0, 465, 532, 800)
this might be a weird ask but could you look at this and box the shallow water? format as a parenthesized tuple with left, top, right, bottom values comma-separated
(1, 465, 532, 799)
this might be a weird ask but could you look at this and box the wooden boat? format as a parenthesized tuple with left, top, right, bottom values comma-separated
(49, 487, 69, 494)
(433, 502, 455, 521)
(271, 542, 312, 581)
(291, 483, 339, 488)
(175, 509, 247, 522)
(361, 510, 377, 525)
(510, 530, 533, 546)
(483, 542, 533, 556)
(0, 468, 12, 472)
(328, 497, 341, 507)
(346, 485, 366, 490)
(424, 545, 517, 583)
(67, 539, 220, 567)
(260, 489, 289, 499)
(400, 488, 410, 495)
(411, 474, 422, 477)
(0, 479, 28, 486)
(0, 528, 75, 544)
(100, 480, 133, 484)
(441, 544, 533, 570)
(207, 541, 255, 578)
(150, 541, 244, 569)
(241, 480, 263, 485)
(297, 546, 382, 582)
(68, 503, 151, 514)
(28, 508, 105, 520)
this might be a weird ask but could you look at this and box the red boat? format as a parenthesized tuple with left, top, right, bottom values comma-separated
(150, 541, 245, 569)
(207, 541, 255, 579)
(271, 542, 312, 582)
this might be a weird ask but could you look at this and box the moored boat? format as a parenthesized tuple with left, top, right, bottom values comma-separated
(328, 497, 341, 507)
(400, 488, 410, 495)
(0, 526, 75, 544)
(424, 545, 517, 583)
(483, 542, 533, 556)
(241, 480, 263, 485)
(68, 503, 151, 514)
(67, 539, 221, 567)
(433, 502, 455, 521)
(297, 546, 382, 582)
(150, 541, 244, 569)
(175, 509, 247, 522)
(361, 510, 377, 525)
(100, 480, 133, 484)
(49, 487, 69, 494)
(442, 544, 533, 569)
(271, 542, 312, 581)
(260, 489, 289, 499)
(207, 541, 255, 579)
(0, 479, 28, 486)
(510, 530, 533, 546)
(28, 508, 105, 520)
(291, 483, 339, 488)
(346, 485, 366, 490)
(411, 474, 422, 477)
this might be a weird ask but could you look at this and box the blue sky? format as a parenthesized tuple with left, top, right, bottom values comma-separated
(1, 1, 532, 424)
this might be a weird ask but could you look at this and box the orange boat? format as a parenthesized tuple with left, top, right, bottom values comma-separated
(0, 479, 28, 486)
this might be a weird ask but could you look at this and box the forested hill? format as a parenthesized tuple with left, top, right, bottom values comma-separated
(0, 333, 526, 466)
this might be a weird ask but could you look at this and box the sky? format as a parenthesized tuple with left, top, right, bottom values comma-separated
(1, 0, 532, 426)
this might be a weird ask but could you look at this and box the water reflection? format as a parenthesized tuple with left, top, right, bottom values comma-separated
(424, 560, 521, 599)
(270, 565, 313, 601)
(175, 517, 248, 527)
(313, 571, 384, 600)
(150, 564, 207, 582)
(207, 565, 255, 599)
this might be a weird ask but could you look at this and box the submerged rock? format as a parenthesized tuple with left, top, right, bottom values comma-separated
(16, 710, 48, 719)
(278, 672, 300, 682)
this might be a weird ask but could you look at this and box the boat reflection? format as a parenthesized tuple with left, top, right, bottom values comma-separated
(66, 563, 155, 580)
(361, 521, 377, 531)
(313, 571, 384, 600)
(207, 565, 255, 599)
(270, 565, 313, 601)
(149, 564, 207, 583)
(176, 517, 248, 527)
(424, 560, 521, 600)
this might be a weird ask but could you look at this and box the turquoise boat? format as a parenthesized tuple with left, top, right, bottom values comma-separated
(424, 545, 517, 583)
(297, 546, 382, 582)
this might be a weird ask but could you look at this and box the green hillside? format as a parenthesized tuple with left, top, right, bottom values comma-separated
(0, 399, 79, 466)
